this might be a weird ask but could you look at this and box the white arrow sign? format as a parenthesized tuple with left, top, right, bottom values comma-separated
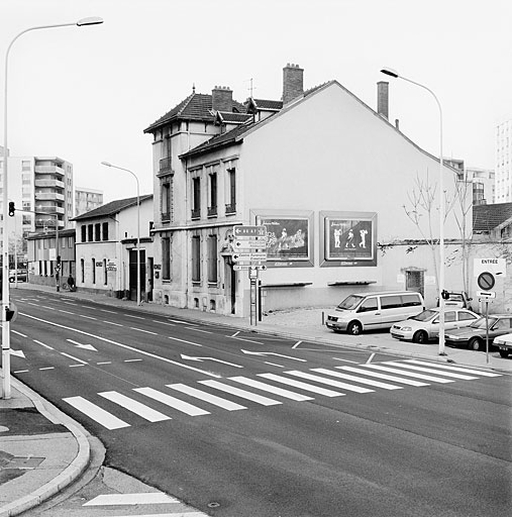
(241, 349, 307, 362)
(10, 349, 26, 359)
(180, 354, 244, 368)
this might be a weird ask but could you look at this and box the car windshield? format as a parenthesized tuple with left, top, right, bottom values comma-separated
(469, 317, 497, 329)
(410, 309, 437, 322)
(337, 295, 364, 310)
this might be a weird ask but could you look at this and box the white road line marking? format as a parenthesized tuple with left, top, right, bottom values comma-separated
(103, 320, 124, 326)
(58, 309, 75, 314)
(230, 376, 314, 401)
(366, 353, 376, 364)
(404, 360, 502, 377)
(168, 336, 203, 347)
(134, 387, 210, 416)
(60, 352, 88, 364)
(130, 327, 158, 335)
(63, 396, 130, 430)
(385, 362, 477, 380)
(100, 309, 117, 314)
(292, 341, 303, 349)
(169, 319, 198, 325)
(264, 361, 285, 368)
(185, 327, 212, 334)
(12, 330, 27, 337)
(41, 305, 54, 310)
(62, 301, 78, 306)
(20, 312, 220, 378)
(199, 380, 282, 406)
(312, 368, 403, 390)
(338, 366, 429, 386)
(126, 315, 145, 320)
(167, 384, 246, 411)
(69, 364, 85, 368)
(361, 364, 454, 383)
(33, 340, 54, 350)
(97, 361, 112, 365)
(80, 315, 97, 320)
(153, 320, 175, 326)
(124, 358, 143, 363)
(83, 492, 179, 506)
(257, 373, 344, 397)
(98, 391, 171, 422)
(286, 370, 374, 393)
(39, 367, 55, 371)
(67, 339, 82, 346)
(14, 369, 29, 374)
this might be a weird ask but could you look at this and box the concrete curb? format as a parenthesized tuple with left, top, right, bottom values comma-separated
(0, 377, 92, 517)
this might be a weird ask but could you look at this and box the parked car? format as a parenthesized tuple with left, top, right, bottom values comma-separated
(325, 291, 424, 335)
(491, 333, 512, 358)
(436, 291, 474, 311)
(445, 315, 512, 351)
(9, 269, 27, 283)
(391, 308, 480, 344)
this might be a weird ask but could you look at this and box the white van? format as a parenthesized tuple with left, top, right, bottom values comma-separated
(326, 291, 425, 335)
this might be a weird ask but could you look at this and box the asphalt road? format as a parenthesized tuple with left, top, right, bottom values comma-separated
(6, 289, 512, 517)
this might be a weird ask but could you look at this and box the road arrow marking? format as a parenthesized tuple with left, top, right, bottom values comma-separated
(67, 339, 98, 351)
(180, 354, 244, 368)
(241, 349, 307, 362)
(10, 349, 26, 359)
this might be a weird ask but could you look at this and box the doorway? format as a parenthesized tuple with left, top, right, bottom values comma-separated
(129, 249, 146, 300)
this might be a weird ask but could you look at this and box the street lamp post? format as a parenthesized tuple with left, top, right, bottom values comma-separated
(1, 16, 103, 400)
(380, 67, 447, 356)
(101, 162, 141, 306)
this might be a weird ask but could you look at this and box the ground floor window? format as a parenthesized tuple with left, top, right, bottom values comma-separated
(192, 235, 201, 283)
(207, 234, 218, 283)
(162, 236, 170, 280)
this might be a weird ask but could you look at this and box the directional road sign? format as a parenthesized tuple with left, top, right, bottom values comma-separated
(477, 290, 496, 299)
(233, 225, 267, 237)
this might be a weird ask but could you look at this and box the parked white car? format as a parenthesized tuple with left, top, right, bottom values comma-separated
(390, 308, 480, 344)
(493, 333, 512, 358)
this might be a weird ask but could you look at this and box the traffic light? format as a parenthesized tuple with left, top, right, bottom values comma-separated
(8, 201, 15, 217)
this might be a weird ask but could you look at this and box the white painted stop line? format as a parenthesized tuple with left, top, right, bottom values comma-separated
(83, 492, 179, 506)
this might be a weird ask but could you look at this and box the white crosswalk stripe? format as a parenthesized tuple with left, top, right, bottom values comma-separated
(84, 492, 179, 506)
(311, 368, 403, 390)
(258, 373, 344, 397)
(198, 380, 282, 406)
(98, 391, 171, 422)
(229, 376, 314, 401)
(404, 360, 503, 377)
(63, 396, 130, 430)
(360, 364, 454, 383)
(384, 362, 477, 380)
(167, 383, 247, 411)
(134, 387, 210, 416)
(61, 360, 501, 430)
(285, 370, 374, 393)
(337, 365, 430, 386)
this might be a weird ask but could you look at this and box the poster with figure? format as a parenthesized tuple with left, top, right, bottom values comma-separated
(253, 211, 314, 267)
(320, 211, 377, 267)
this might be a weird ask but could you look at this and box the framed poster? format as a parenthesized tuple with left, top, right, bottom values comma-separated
(252, 210, 314, 267)
(320, 211, 377, 267)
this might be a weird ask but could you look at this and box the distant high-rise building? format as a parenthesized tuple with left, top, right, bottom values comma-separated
(496, 120, 512, 202)
(0, 154, 73, 238)
(75, 186, 103, 216)
(444, 158, 495, 206)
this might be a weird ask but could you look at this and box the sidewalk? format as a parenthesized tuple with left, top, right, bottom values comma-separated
(1, 283, 511, 516)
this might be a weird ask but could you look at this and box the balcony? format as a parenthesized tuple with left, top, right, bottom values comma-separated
(34, 179, 65, 189)
(35, 192, 65, 202)
(225, 202, 236, 214)
(35, 205, 64, 215)
(35, 165, 65, 177)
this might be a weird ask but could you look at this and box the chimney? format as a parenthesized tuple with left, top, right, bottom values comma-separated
(377, 81, 389, 119)
(212, 86, 233, 112)
(282, 63, 304, 104)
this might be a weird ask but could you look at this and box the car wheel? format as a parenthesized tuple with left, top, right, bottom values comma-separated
(499, 350, 509, 358)
(347, 321, 362, 335)
(413, 330, 428, 344)
(468, 337, 482, 351)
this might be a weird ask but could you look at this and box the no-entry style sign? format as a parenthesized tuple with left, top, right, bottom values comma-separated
(477, 271, 495, 291)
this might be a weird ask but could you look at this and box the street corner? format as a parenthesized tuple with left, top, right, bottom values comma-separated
(0, 407, 67, 437)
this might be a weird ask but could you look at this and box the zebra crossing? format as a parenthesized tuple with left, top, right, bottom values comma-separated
(63, 360, 502, 431)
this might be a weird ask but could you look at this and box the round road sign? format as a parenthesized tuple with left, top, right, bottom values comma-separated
(477, 271, 495, 291)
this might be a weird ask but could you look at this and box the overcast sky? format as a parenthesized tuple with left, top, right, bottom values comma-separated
(1, 0, 511, 202)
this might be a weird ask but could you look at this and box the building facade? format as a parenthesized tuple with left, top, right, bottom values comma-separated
(496, 119, 512, 203)
(72, 195, 154, 299)
(144, 64, 470, 317)
(75, 186, 104, 216)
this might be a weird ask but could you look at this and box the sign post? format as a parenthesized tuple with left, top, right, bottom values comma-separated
(233, 225, 268, 325)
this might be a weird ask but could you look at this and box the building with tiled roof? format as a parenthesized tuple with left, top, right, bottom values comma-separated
(473, 202, 512, 239)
